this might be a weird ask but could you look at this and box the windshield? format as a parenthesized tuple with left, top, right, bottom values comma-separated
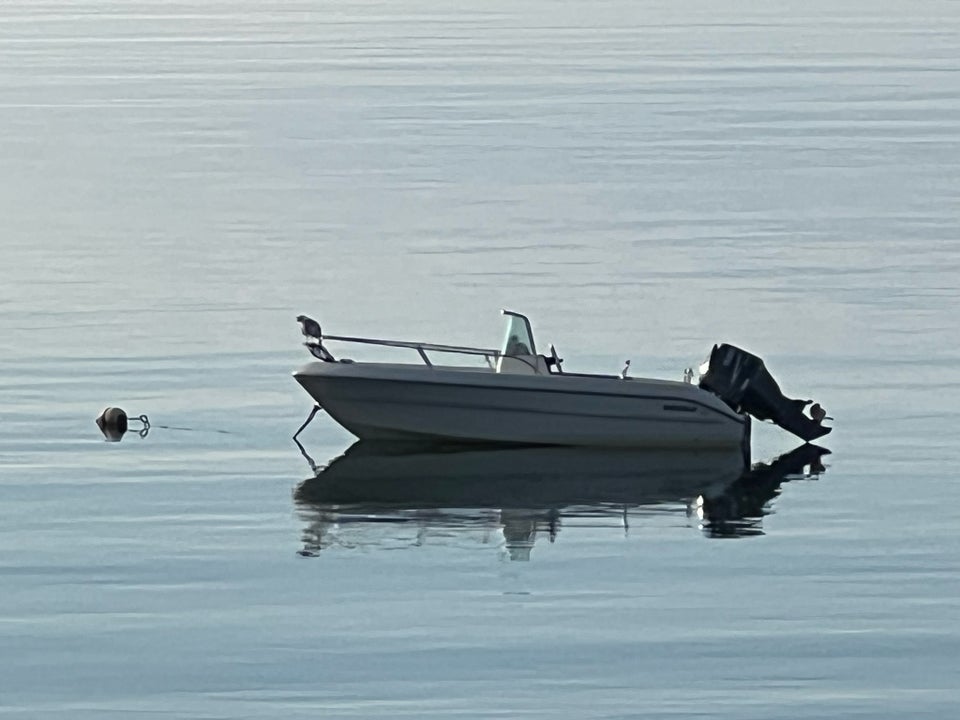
(500, 312, 536, 357)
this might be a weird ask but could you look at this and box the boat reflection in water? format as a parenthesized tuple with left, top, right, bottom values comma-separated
(294, 442, 829, 560)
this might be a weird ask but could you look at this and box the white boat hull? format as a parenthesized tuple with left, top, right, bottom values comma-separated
(294, 362, 749, 450)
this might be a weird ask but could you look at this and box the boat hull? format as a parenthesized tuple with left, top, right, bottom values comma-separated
(294, 362, 750, 450)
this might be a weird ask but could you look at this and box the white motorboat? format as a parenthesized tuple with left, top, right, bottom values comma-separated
(292, 310, 831, 449)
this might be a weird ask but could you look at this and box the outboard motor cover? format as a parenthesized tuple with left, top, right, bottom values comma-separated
(699, 344, 831, 442)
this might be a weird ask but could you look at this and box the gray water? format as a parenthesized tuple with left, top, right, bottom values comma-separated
(2, 1, 959, 717)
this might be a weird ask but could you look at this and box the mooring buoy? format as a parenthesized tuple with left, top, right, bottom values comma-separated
(96, 407, 150, 441)
(96, 407, 128, 441)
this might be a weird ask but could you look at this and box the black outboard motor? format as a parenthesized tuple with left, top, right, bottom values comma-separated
(699, 344, 831, 442)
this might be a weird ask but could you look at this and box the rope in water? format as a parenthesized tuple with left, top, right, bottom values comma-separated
(125, 414, 232, 436)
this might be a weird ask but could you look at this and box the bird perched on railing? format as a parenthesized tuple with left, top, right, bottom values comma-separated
(296, 314, 335, 362)
(297, 315, 322, 341)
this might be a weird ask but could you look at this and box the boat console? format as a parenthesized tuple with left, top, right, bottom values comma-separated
(496, 310, 551, 375)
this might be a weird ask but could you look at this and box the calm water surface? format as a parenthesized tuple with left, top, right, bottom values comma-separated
(2, 1, 959, 717)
